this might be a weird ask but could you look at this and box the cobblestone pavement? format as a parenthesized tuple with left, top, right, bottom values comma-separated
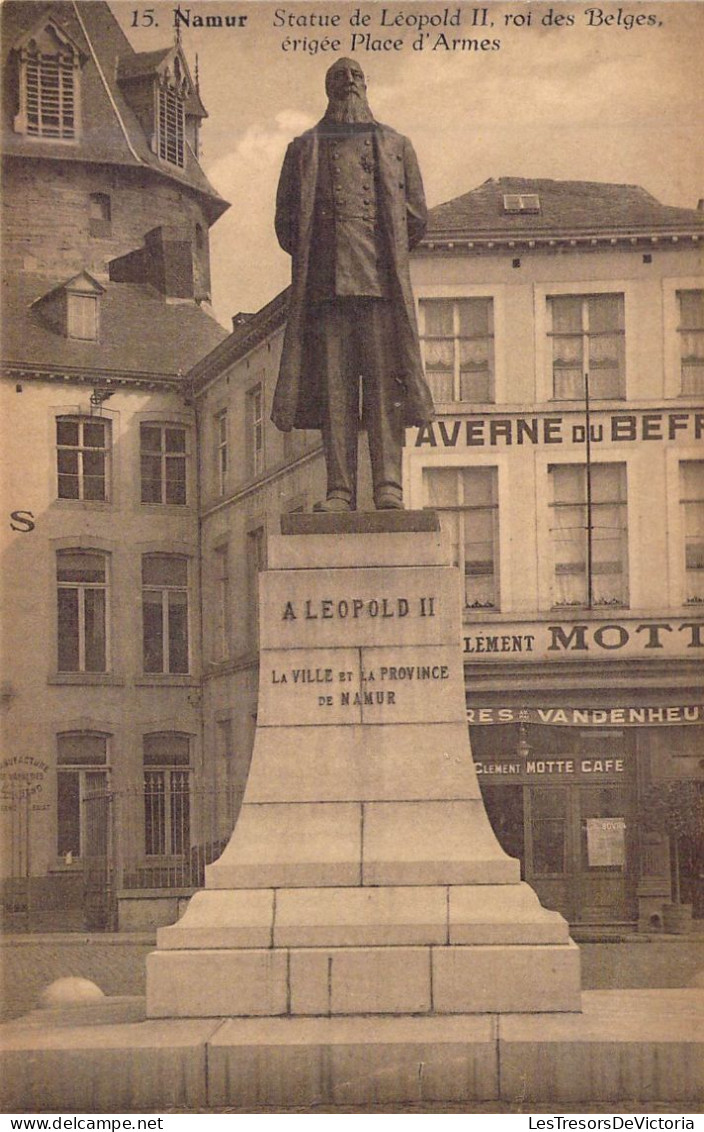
(1, 930, 703, 1022)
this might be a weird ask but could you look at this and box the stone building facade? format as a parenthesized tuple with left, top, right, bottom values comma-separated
(189, 177, 704, 931)
(0, 0, 228, 929)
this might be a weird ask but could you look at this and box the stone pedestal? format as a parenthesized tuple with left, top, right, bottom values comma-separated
(147, 513, 580, 1017)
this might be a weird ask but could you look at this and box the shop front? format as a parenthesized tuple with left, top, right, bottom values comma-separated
(467, 702, 704, 929)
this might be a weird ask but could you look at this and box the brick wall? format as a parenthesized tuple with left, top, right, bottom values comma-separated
(1, 157, 211, 292)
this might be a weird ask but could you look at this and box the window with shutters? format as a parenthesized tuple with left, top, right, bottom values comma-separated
(155, 57, 187, 167)
(14, 24, 81, 141)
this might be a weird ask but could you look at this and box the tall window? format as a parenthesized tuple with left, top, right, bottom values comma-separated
(678, 290, 704, 395)
(548, 294, 625, 399)
(681, 462, 704, 604)
(157, 80, 184, 167)
(215, 409, 228, 494)
(16, 26, 79, 140)
(424, 467, 499, 608)
(57, 551, 107, 672)
(143, 733, 190, 856)
(246, 526, 266, 645)
(140, 424, 187, 505)
(550, 463, 628, 608)
(89, 193, 111, 238)
(56, 733, 108, 858)
(419, 298, 494, 402)
(57, 417, 110, 501)
(142, 555, 189, 674)
(213, 543, 230, 660)
(247, 384, 265, 476)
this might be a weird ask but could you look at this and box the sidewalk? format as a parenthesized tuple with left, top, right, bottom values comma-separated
(1, 928, 703, 1023)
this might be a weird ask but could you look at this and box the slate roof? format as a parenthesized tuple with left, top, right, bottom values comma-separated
(2, 273, 228, 382)
(1, 1, 226, 221)
(188, 289, 289, 394)
(425, 178, 704, 243)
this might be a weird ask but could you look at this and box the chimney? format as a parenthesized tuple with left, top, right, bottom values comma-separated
(109, 227, 195, 298)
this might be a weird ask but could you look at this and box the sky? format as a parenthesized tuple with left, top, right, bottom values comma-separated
(113, 0, 704, 327)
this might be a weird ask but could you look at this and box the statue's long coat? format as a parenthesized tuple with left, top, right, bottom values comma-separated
(271, 121, 435, 432)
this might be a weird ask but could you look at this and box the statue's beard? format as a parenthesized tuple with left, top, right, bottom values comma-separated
(324, 91, 374, 124)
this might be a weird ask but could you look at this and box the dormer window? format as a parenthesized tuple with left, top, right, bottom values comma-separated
(14, 23, 82, 141)
(117, 46, 205, 172)
(156, 57, 187, 167)
(32, 271, 104, 341)
(503, 193, 541, 214)
(67, 291, 98, 340)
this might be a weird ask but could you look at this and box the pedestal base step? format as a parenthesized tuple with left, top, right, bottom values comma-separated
(147, 940, 581, 1018)
(3, 991, 701, 1110)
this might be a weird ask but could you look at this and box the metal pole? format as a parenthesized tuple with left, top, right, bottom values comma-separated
(584, 371, 593, 610)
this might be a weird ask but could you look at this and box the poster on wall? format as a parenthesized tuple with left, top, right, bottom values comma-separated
(586, 815, 627, 868)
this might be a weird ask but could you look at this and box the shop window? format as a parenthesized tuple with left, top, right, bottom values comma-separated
(548, 294, 625, 400)
(530, 787, 567, 875)
(419, 298, 494, 402)
(424, 466, 499, 608)
(681, 461, 704, 604)
(56, 732, 108, 858)
(57, 551, 108, 673)
(550, 463, 628, 608)
(141, 554, 189, 674)
(678, 290, 704, 395)
(140, 423, 187, 505)
(247, 383, 265, 477)
(57, 416, 110, 501)
(143, 733, 190, 856)
(214, 409, 228, 494)
(15, 24, 80, 141)
(213, 543, 231, 661)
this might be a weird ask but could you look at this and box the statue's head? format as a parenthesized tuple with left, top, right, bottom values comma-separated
(324, 58, 373, 124)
